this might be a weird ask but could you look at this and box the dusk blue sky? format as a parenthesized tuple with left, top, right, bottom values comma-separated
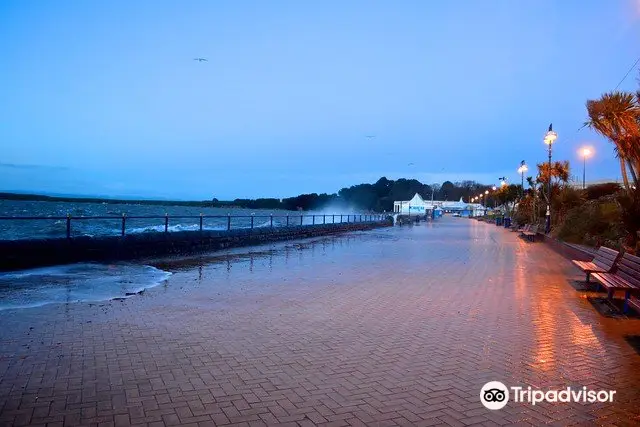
(1, 0, 640, 200)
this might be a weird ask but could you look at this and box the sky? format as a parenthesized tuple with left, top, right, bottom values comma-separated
(1, 0, 639, 200)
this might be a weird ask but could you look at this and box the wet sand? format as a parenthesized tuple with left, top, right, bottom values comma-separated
(1, 218, 640, 426)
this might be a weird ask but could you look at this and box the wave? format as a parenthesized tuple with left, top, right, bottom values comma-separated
(0, 263, 172, 311)
(126, 223, 228, 233)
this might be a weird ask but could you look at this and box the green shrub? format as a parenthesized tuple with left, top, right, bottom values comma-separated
(584, 182, 622, 200)
(617, 187, 640, 252)
(556, 198, 623, 247)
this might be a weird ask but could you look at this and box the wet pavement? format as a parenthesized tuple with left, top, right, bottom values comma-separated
(1, 217, 640, 426)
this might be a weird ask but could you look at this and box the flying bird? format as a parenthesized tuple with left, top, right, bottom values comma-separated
(193, 58, 208, 62)
(408, 163, 415, 166)
(365, 135, 375, 139)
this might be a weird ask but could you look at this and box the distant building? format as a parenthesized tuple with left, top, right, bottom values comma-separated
(393, 193, 432, 215)
(393, 193, 486, 217)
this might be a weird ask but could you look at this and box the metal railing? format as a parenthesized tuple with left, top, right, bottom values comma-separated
(0, 213, 387, 239)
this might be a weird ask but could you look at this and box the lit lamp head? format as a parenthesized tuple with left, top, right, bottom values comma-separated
(544, 126, 558, 145)
(580, 147, 593, 158)
(484, 190, 489, 195)
(492, 186, 497, 191)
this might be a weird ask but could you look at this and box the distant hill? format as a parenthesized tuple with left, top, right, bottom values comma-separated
(0, 177, 495, 212)
(0, 192, 214, 207)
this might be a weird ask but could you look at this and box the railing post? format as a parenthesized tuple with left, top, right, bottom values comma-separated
(165, 213, 169, 232)
(312, 215, 315, 225)
(300, 215, 303, 226)
(66, 214, 71, 239)
(332, 214, 335, 224)
(227, 214, 231, 231)
(199, 213, 203, 232)
(251, 214, 254, 230)
(323, 214, 326, 224)
(286, 215, 289, 227)
(121, 213, 126, 236)
(340, 214, 342, 223)
(360, 214, 362, 222)
(270, 214, 273, 228)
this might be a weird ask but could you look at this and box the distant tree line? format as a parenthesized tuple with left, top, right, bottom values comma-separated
(0, 178, 496, 212)
(217, 177, 495, 212)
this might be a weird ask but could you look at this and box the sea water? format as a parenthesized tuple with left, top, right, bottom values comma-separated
(0, 262, 172, 310)
(0, 199, 359, 240)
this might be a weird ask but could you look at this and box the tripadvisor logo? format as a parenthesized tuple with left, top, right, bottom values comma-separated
(480, 382, 616, 410)
(480, 381, 509, 410)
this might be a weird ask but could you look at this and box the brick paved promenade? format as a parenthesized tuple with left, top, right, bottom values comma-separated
(1, 218, 640, 426)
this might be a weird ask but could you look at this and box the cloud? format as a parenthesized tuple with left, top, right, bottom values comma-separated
(0, 163, 69, 170)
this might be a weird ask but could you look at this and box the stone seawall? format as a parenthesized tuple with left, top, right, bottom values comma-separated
(0, 220, 393, 271)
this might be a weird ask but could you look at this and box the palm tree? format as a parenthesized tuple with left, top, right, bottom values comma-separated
(585, 91, 640, 190)
(537, 161, 570, 189)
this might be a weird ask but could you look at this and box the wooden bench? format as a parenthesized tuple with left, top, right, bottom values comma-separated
(521, 224, 538, 242)
(571, 246, 620, 283)
(591, 252, 640, 314)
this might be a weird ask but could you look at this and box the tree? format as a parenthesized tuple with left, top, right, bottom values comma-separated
(537, 161, 570, 186)
(536, 161, 570, 205)
(494, 184, 520, 216)
(440, 181, 456, 200)
(585, 91, 640, 189)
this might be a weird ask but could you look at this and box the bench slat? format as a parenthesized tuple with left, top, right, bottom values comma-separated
(573, 247, 620, 279)
(599, 247, 620, 257)
(618, 254, 640, 270)
(591, 273, 635, 290)
(614, 253, 640, 289)
(595, 251, 618, 263)
(573, 260, 607, 273)
(593, 258, 616, 270)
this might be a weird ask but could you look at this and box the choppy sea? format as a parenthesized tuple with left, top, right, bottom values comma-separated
(0, 199, 364, 310)
(0, 199, 358, 240)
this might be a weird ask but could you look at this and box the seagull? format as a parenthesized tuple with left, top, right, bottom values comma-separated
(365, 135, 375, 139)
(408, 163, 415, 166)
(193, 58, 208, 62)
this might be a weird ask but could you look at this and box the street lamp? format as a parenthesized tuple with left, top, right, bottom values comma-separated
(544, 123, 558, 234)
(484, 190, 489, 213)
(517, 161, 528, 198)
(580, 147, 593, 189)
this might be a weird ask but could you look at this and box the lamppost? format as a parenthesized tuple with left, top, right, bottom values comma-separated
(496, 178, 508, 217)
(544, 123, 558, 234)
(517, 160, 528, 198)
(484, 190, 489, 213)
(491, 186, 497, 208)
(580, 147, 592, 189)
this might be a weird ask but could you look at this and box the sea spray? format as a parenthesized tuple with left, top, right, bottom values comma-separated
(0, 263, 172, 310)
